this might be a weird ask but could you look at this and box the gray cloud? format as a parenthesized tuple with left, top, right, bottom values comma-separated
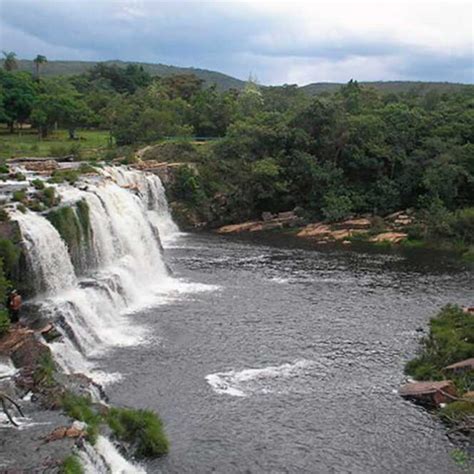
(0, 0, 472, 84)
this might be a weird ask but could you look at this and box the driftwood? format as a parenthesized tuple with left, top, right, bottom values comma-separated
(0, 391, 24, 427)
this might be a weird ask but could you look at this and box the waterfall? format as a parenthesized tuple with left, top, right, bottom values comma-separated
(79, 436, 146, 474)
(10, 166, 206, 472)
(102, 166, 180, 245)
(13, 167, 178, 381)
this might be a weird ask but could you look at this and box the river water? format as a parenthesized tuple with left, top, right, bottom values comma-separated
(103, 232, 473, 474)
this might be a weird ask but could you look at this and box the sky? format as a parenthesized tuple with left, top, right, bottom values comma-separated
(0, 0, 473, 85)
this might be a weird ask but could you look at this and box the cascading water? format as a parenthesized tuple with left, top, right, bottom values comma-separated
(13, 167, 180, 379)
(10, 166, 189, 472)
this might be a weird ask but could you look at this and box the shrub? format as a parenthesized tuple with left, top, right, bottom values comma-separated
(11, 172, 26, 182)
(61, 455, 83, 474)
(49, 170, 80, 184)
(33, 353, 56, 387)
(12, 189, 27, 203)
(32, 179, 45, 190)
(40, 187, 60, 208)
(440, 401, 474, 424)
(107, 407, 169, 458)
(0, 309, 10, 336)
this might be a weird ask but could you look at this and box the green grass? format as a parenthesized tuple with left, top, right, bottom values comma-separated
(405, 305, 474, 387)
(61, 455, 83, 474)
(61, 393, 101, 444)
(106, 407, 169, 458)
(0, 128, 111, 160)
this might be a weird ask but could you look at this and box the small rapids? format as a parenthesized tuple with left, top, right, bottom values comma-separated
(206, 359, 316, 397)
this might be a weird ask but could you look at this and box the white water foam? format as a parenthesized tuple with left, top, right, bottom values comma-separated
(79, 435, 146, 474)
(206, 359, 315, 397)
(13, 167, 216, 384)
(0, 357, 17, 379)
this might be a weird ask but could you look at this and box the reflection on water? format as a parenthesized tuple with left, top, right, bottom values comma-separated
(105, 232, 473, 474)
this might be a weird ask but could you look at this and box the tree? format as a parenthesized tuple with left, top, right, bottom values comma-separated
(2, 51, 17, 71)
(31, 91, 95, 138)
(0, 70, 37, 132)
(33, 55, 47, 80)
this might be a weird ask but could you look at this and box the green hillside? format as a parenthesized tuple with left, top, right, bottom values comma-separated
(1, 59, 246, 91)
(301, 80, 472, 96)
(2, 59, 471, 94)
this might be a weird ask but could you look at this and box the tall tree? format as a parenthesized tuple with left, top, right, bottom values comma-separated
(2, 51, 17, 71)
(33, 55, 47, 80)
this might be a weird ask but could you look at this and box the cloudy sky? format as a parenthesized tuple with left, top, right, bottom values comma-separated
(0, 0, 472, 85)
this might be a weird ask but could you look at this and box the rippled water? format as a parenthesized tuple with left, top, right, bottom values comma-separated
(104, 233, 473, 473)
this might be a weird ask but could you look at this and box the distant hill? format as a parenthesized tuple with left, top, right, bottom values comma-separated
(2, 60, 471, 95)
(1, 59, 246, 91)
(301, 81, 472, 96)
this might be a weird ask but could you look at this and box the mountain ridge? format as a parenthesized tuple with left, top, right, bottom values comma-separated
(2, 59, 472, 94)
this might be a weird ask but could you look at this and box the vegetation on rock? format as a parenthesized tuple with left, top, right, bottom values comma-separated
(107, 407, 169, 458)
(60, 455, 83, 474)
(405, 305, 474, 387)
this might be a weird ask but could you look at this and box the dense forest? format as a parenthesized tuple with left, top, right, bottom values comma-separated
(0, 54, 473, 256)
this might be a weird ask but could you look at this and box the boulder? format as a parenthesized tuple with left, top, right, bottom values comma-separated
(297, 223, 331, 238)
(369, 232, 407, 244)
(217, 221, 261, 234)
(330, 229, 352, 241)
(334, 217, 371, 230)
(0, 327, 51, 369)
(261, 212, 274, 222)
(399, 380, 456, 406)
(21, 160, 59, 173)
(44, 423, 86, 443)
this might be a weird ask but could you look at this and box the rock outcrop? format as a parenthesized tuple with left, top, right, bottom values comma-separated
(217, 211, 302, 234)
(217, 210, 415, 247)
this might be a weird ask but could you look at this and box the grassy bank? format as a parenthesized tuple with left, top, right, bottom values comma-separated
(0, 128, 111, 160)
(405, 305, 474, 465)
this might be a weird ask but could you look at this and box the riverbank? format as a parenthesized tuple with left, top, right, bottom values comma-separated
(400, 305, 474, 469)
(101, 230, 472, 473)
(213, 209, 474, 262)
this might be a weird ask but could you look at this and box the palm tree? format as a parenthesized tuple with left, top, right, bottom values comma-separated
(33, 54, 47, 80)
(2, 51, 17, 71)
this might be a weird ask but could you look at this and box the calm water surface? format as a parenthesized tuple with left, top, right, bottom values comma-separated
(104, 233, 473, 474)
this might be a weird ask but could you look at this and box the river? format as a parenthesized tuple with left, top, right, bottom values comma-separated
(101, 232, 473, 474)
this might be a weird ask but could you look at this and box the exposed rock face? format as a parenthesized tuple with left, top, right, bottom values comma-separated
(217, 209, 417, 247)
(369, 232, 407, 243)
(399, 380, 457, 407)
(296, 223, 365, 242)
(217, 211, 301, 234)
(44, 422, 86, 443)
(132, 161, 197, 185)
(333, 218, 372, 230)
(20, 160, 60, 173)
(0, 326, 51, 370)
